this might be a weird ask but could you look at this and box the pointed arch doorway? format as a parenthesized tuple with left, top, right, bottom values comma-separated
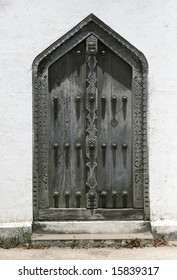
(33, 14, 149, 221)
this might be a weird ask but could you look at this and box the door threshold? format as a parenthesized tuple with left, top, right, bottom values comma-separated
(33, 220, 150, 234)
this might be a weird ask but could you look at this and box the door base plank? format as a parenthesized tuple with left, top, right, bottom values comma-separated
(38, 208, 144, 221)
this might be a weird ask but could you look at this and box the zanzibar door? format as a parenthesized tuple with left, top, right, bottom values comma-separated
(42, 35, 141, 221)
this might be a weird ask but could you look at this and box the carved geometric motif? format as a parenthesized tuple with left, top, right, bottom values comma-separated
(85, 35, 98, 209)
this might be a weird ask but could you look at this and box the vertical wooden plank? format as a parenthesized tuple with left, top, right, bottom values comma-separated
(69, 43, 86, 208)
(48, 53, 71, 208)
(97, 42, 112, 208)
(111, 52, 132, 208)
(48, 42, 87, 210)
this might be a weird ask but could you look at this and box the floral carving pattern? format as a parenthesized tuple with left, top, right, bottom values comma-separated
(85, 35, 98, 209)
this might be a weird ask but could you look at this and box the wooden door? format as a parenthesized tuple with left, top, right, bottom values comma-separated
(40, 35, 143, 220)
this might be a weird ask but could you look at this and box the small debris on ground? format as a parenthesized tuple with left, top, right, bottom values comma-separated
(121, 238, 144, 249)
(17, 243, 50, 250)
(154, 236, 168, 247)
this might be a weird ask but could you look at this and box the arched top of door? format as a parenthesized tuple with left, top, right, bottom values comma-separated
(32, 13, 148, 76)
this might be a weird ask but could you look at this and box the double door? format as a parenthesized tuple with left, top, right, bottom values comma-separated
(47, 35, 133, 220)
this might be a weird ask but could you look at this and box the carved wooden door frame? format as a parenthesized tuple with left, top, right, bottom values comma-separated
(32, 14, 149, 221)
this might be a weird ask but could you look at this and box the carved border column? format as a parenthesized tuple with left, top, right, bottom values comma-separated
(36, 72, 49, 210)
(85, 35, 98, 209)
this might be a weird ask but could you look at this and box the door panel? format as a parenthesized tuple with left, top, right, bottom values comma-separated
(97, 45, 112, 208)
(97, 41, 132, 209)
(46, 36, 135, 219)
(48, 42, 86, 209)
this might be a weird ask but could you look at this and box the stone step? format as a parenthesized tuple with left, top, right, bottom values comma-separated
(31, 232, 154, 247)
(33, 221, 151, 234)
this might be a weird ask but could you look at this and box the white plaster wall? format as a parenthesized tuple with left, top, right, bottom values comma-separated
(0, 0, 177, 227)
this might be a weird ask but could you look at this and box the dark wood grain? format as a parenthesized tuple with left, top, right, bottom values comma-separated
(39, 208, 143, 221)
(45, 37, 140, 219)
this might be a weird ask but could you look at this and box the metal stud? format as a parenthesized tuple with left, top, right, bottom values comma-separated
(75, 143, 81, 168)
(101, 96, 106, 119)
(101, 144, 107, 149)
(111, 96, 117, 127)
(101, 143, 107, 167)
(122, 143, 127, 149)
(64, 143, 70, 149)
(64, 191, 70, 208)
(76, 50, 81, 55)
(53, 191, 59, 208)
(111, 95, 117, 103)
(75, 143, 81, 149)
(122, 191, 128, 208)
(64, 191, 70, 197)
(122, 96, 127, 120)
(76, 191, 81, 197)
(112, 191, 118, 208)
(112, 143, 117, 167)
(112, 191, 117, 197)
(101, 191, 107, 208)
(76, 191, 81, 208)
(101, 50, 106, 56)
(75, 95, 81, 102)
(122, 96, 127, 102)
(111, 143, 117, 149)
(101, 191, 107, 197)
(53, 143, 59, 149)
(64, 143, 70, 168)
(122, 144, 127, 168)
(75, 96, 81, 120)
(53, 144, 59, 167)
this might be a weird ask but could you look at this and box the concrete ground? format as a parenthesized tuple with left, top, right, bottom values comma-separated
(0, 242, 177, 260)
